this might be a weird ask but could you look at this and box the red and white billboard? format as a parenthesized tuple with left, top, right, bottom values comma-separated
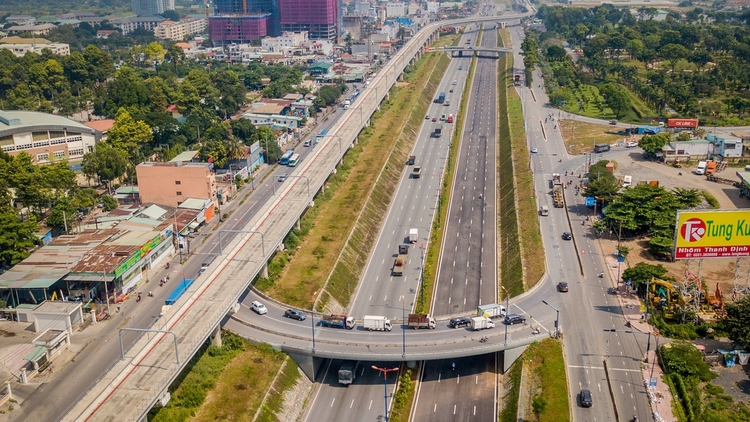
(667, 118, 699, 129)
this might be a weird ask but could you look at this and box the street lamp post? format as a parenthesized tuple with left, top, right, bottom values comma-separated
(542, 300, 560, 338)
(218, 229, 265, 256)
(603, 328, 653, 363)
(503, 286, 510, 344)
(371, 365, 399, 422)
(402, 299, 406, 357)
(311, 295, 316, 353)
(285, 175, 311, 200)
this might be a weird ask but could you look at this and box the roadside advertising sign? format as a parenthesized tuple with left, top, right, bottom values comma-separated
(674, 210, 750, 259)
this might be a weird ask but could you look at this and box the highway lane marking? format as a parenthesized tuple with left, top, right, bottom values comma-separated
(434, 404, 437, 412)
(457, 375, 460, 383)
(369, 295, 372, 301)
(369, 400, 373, 409)
(568, 365, 641, 373)
(476, 375, 479, 384)
(474, 406, 477, 416)
(350, 399, 354, 408)
(454, 404, 457, 415)
(330, 398, 336, 407)
(384, 295, 387, 301)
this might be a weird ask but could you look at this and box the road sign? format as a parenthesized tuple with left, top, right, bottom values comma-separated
(585, 197, 595, 207)
(674, 210, 750, 259)
(618, 255, 625, 262)
(649, 378, 658, 387)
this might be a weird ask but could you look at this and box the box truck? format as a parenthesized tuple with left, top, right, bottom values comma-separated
(363, 315, 392, 331)
(470, 316, 495, 331)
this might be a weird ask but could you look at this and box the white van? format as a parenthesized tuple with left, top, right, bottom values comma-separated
(540, 205, 549, 216)
(304, 139, 311, 147)
(622, 175, 632, 188)
(695, 161, 707, 175)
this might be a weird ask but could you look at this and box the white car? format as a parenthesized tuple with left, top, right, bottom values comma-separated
(626, 141, 638, 148)
(530, 147, 538, 153)
(251, 301, 268, 315)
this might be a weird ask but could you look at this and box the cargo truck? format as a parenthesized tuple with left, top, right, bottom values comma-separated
(470, 316, 495, 331)
(320, 314, 356, 329)
(338, 361, 357, 384)
(408, 313, 436, 329)
(666, 118, 699, 129)
(409, 228, 418, 243)
(433, 124, 443, 137)
(436, 92, 446, 103)
(392, 245, 408, 276)
(411, 166, 421, 178)
(407, 155, 415, 165)
(552, 174, 564, 208)
(447, 114, 454, 123)
(477, 303, 506, 319)
(695, 161, 708, 175)
(363, 315, 393, 331)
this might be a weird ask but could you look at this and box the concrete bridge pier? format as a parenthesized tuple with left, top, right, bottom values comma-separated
(261, 262, 269, 278)
(295, 218, 301, 230)
(502, 344, 528, 373)
(211, 326, 222, 347)
(288, 352, 325, 382)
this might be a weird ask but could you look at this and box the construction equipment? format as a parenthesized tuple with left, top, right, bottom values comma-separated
(552, 174, 564, 208)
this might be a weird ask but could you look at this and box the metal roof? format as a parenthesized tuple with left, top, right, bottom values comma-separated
(0, 110, 96, 138)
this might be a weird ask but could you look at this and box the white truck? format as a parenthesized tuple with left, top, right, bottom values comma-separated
(696, 161, 708, 175)
(409, 228, 418, 243)
(477, 303, 506, 319)
(363, 315, 392, 331)
(470, 316, 495, 331)
(344, 99, 351, 109)
(622, 175, 632, 188)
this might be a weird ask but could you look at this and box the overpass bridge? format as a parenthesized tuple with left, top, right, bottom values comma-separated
(441, 46, 514, 58)
(60, 13, 532, 422)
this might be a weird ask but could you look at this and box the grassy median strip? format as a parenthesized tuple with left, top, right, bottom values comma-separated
(497, 28, 544, 296)
(256, 51, 448, 310)
(522, 339, 570, 422)
(327, 53, 451, 308)
(418, 54, 478, 313)
(387, 364, 419, 422)
(150, 332, 284, 421)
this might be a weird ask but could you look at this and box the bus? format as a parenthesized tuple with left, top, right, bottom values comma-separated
(288, 153, 301, 167)
(280, 150, 294, 165)
(316, 129, 329, 144)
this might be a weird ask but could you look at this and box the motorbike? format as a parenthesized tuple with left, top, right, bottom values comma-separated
(165, 262, 170, 269)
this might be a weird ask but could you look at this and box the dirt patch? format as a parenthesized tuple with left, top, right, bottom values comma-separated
(395, 81, 410, 87)
(0, 329, 16, 337)
(559, 119, 625, 155)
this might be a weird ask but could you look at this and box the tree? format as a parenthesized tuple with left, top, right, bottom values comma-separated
(100, 195, 118, 211)
(660, 340, 715, 381)
(199, 140, 228, 168)
(230, 118, 257, 143)
(107, 108, 153, 165)
(676, 132, 691, 142)
(161, 10, 180, 21)
(81, 142, 129, 192)
(0, 212, 39, 267)
(599, 83, 631, 117)
(46, 196, 78, 233)
(720, 296, 750, 350)
(622, 262, 668, 287)
(659, 44, 690, 72)
(638, 133, 670, 155)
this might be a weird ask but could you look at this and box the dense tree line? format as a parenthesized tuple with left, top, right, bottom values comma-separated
(536, 5, 750, 123)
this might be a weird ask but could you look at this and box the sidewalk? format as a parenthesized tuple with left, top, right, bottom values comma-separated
(600, 245, 676, 422)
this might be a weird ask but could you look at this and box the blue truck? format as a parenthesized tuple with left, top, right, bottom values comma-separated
(320, 314, 356, 329)
(436, 92, 446, 103)
(165, 278, 195, 305)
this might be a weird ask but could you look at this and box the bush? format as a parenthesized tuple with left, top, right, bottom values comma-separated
(702, 190, 719, 208)
(660, 340, 715, 382)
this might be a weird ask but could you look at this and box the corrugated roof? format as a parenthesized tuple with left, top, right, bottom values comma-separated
(25, 346, 47, 362)
(0, 110, 95, 138)
(178, 198, 209, 210)
(140, 204, 168, 220)
(170, 150, 199, 162)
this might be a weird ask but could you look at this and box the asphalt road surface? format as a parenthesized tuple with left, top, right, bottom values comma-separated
(413, 22, 500, 422)
(301, 25, 475, 422)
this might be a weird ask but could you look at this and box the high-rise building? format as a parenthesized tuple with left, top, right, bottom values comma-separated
(212, 0, 280, 36)
(208, 15, 271, 44)
(279, 0, 337, 40)
(131, 0, 175, 16)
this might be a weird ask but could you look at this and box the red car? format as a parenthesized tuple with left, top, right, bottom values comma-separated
(432, 117, 437, 122)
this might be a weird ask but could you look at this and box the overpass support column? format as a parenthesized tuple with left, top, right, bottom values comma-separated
(211, 326, 222, 347)
(288, 352, 325, 382)
(262, 262, 269, 278)
(502, 344, 528, 373)
(296, 218, 301, 230)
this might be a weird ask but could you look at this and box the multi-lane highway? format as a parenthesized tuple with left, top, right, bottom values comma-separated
(508, 23, 652, 421)
(299, 24, 474, 422)
(413, 22, 500, 422)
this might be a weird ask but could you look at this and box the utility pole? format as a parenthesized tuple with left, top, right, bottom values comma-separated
(371, 365, 399, 422)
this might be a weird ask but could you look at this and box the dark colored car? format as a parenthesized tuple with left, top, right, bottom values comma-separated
(284, 309, 306, 321)
(562, 232, 572, 240)
(557, 282, 569, 292)
(432, 117, 437, 122)
(505, 314, 526, 325)
(449, 317, 471, 328)
(580, 389, 593, 407)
